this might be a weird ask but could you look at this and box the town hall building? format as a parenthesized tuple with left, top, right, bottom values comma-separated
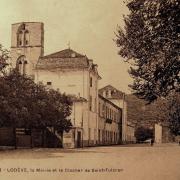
(10, 22, 135, 148)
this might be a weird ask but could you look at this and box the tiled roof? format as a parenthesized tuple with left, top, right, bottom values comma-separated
(36, 49, 89, 69)
(99, 85, 125, 99)
(69, 95, 87, 102)
(42, 49, 85, 59)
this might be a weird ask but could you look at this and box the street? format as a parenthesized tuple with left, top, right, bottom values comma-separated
(0, 144, 180, 180)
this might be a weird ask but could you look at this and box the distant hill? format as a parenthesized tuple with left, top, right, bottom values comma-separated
(126, 94, 158, 128)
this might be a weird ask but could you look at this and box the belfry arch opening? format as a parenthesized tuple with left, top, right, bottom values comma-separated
(17, 23, 30, 47)
(16, 55, 28, 75)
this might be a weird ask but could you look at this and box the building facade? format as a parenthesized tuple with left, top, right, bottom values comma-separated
(10, 22, 130, 148)
(98, 95, 122, 145)
(35, 48, 101, 148)
(99, 85, 135, 143)
(155, 123, 174, 144)
(126, 122, 136, 143)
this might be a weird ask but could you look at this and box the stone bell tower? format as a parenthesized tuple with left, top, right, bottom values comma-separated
(11, 22, 44, 78)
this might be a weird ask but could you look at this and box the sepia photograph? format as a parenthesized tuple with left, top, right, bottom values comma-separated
(0, 0, 179, 180)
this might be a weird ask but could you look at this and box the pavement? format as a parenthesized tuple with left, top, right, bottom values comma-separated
(0, 144, 180, 180)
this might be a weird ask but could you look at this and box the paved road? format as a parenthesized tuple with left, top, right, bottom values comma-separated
(0, 144, 180, 180)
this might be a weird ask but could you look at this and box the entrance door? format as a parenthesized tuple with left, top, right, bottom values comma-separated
(77, 131, 81, 148)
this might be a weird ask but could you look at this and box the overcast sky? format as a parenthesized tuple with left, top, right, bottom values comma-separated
(0, 0, 133, 93)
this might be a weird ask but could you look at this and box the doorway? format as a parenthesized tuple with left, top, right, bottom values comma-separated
(77, 131, 81, 148)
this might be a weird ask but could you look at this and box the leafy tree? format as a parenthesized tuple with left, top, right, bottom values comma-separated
(153, 92, 180, 136)
(168, 93, 180, 135)
(0, 69, 72, 147)
(127, 92, 180, 136)
(0, 44, 9, 74)
(135, 126, 153, 142)
(115, 0, 180, 102)
(0, 43, 73, 147)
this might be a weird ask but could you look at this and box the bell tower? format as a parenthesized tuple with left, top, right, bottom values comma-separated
(11, 22, 44, 78)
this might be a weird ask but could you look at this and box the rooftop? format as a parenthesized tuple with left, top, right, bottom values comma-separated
(12, 22, 43, 25)
(99, 85, 125, 99)
(36, 49, 89, 70)
(42, 49, 85, 59)
(69, 95, 87, 102)
(98, 94, 122, 110)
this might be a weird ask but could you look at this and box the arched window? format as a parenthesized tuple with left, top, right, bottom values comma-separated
(17, 60, 22, 73)
(23, 60, 28, 74)
(17, 31, 23, 46)
(17, 23, 30, 47)
(16, 56, 28, 75)
(24, 30, 29, 46)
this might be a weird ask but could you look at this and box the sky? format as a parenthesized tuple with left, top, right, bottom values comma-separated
(0, 0, 133, 93)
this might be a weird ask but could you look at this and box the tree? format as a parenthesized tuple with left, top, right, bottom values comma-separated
(0, 70, 72, 129)
(135, 126, 153, 142)
(115, 0, 180, 102)
(0, 43, 73, 147)
(0, 44, 9, 74)
(0, 69, 72, 147)
(153, 92, 180, 136)
(167, 93, 180, 136)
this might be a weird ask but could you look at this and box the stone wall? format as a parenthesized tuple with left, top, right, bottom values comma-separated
(0, 128, 14, 146)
